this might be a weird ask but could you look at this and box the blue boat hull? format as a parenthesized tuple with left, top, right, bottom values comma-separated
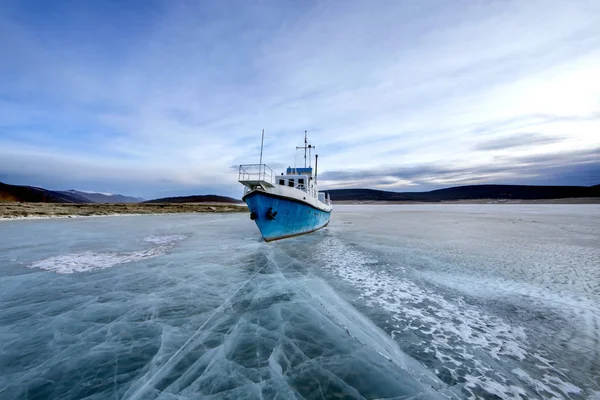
(243, 191, 331, 241)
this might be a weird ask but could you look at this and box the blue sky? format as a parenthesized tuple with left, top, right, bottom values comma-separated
(1, 0, 599, 199)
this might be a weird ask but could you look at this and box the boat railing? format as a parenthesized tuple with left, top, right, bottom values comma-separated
(238, 164, 275, 185)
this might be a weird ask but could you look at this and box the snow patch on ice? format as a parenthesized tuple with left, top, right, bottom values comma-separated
(1, 213, 167, 221)
(511, 368, 583, 399)
(315, 236, 584, 399)
(143, 235, 188, 245)
(28, 235, 188, 274)
(464, 374, 527, 399)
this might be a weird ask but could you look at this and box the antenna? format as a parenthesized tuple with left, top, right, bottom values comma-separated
(304, 130, 307, 168)
(296, 130, 315, 169)
(259, 129, 264, 165)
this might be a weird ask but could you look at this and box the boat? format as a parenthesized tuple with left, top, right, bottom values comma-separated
(238, 131, 333, 241)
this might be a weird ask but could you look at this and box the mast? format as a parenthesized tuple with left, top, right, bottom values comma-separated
(259, 128, 265, 179)
(259, 128, 264, 165)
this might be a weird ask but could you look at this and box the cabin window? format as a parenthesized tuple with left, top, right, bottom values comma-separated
(288, 179, 294, 187)
(279, 179, 285, 186)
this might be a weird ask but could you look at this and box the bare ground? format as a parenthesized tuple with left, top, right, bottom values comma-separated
(0, 202, 248, 219)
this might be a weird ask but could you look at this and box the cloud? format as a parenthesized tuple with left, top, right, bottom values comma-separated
(320, 148, 600, 190)
(1, 0, 600, 197)
(475, 133, 564, 151)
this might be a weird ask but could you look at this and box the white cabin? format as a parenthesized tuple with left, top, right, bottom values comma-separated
(238, 164, 332, 211)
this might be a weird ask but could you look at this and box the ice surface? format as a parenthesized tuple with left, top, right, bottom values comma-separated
(309, 204, 599, 399)
(27, 235, 188, 274)
(0, 206, 598, 399)
(0, 214, 447, 399)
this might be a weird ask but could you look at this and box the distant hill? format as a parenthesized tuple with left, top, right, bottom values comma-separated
(326, 184, 600, 202)
(59, 190, 143, 203)
(144, 195, 243, 204)
(0, 182, 241, 204)
(0, 182, 93, 203)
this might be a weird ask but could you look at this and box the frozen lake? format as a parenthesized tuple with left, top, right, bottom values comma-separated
(0, 205, 598, 399)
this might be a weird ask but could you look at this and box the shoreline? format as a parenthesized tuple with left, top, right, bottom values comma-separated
(0, 202, 248, 220)
(2, 198, 598, 220)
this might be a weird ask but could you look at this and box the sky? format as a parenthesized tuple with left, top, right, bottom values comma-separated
(1, 0, 599, 199)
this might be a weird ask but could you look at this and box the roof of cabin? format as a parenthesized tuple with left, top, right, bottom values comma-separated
(286, 167, 313, 174)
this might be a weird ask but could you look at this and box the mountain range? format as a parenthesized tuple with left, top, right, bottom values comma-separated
(0, 182, 241, 204)
(0, 182, 92, 203)
(325, 184, 600, 202)
(57, 190, 144, 203)
(1, 181, 598, 204)
(0, 183, 144, 203)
